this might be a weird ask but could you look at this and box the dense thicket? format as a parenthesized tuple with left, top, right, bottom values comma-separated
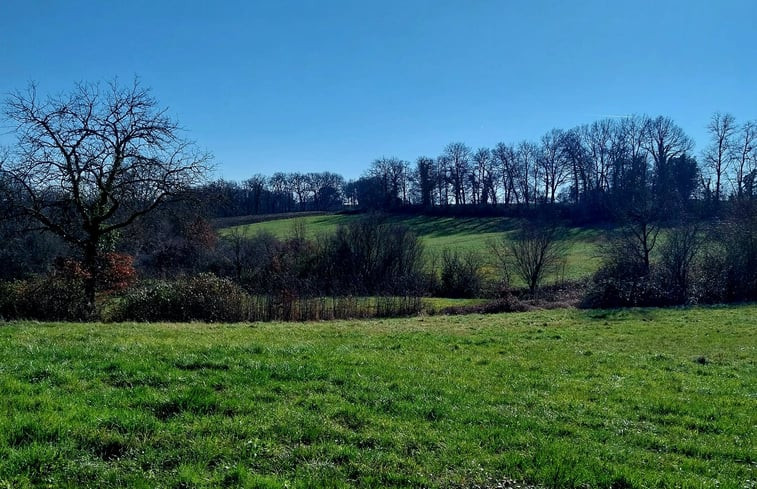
(583, 203, 757, 308)
(0, 215, 430, 321)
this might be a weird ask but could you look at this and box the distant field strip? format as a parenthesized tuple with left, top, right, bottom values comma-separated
(0, 305, 754, 488)
(221, 214, 605, 281)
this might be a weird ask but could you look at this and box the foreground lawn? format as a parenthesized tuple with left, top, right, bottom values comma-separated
(0, 306, 755, 488)
(221, 214, 604, 282)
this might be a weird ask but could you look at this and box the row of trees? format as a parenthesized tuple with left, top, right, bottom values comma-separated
(197, 171, 345, 217)
(192, 113, 755, 221)
(351, 114, 756, 216)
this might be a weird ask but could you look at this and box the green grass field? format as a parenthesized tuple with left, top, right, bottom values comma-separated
(221, 214, 605, 282)
(1, 305, 754, 488)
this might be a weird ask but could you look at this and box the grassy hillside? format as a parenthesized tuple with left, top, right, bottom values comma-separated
(220, 214, 605, 281)
(1, 305, 754, 488)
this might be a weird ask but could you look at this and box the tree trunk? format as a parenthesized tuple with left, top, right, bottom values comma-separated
(82, 240, 99, 319)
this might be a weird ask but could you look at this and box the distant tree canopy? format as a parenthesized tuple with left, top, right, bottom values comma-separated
(195, 171, 346, 217)
(191, 113, 755, 221)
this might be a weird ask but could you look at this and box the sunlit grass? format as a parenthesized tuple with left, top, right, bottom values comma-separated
(221, 214, 606, 283)
(0, 305, 754, 488)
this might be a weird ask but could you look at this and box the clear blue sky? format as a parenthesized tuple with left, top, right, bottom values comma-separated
(1, 0, 755, 181)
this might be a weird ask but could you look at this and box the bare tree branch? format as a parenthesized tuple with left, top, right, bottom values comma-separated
(1, 78, 212, 312)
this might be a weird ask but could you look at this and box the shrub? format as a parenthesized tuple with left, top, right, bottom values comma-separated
(215, 230, 279, 289)
(582, 268, 664, 308)
(110, 274, 249, 322)
(717, 210, 757, 301)
(0, 281, 19, 319)
(582, 236, 665, 308)
(98, 253, 138, 293)
(321, 215, 426, 295)
(0, 276, 89, 321)
(438, 250, 483, 298)
(506, 221, 568, 293)
(656, 224, 703, 304)
(584, 223, 706, 308)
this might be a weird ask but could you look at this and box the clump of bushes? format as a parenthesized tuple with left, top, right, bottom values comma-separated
(319, 215, 427, 295)
(583, 223, 701, 308)
(106, 275, 423, 323)
(437, 250, 483, 298)
(213, 215, 429, 297)
(109, 274, 249, 322)
(0, 252, 139, 321)
(0, 276, 89, 321)
(583, 207, 757, 308)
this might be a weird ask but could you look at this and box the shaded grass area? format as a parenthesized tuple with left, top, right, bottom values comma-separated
(221, 214, 605, 282)
(211, 211, 328, 230)
(0, 305, 755, 488)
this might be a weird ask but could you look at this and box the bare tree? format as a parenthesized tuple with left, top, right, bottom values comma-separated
(617, 200, 660, 274)
(0, 79, 211, 313)
(412, 156, 436, 208)
(642, 116, 694, 200)
(435, 155, 450, 206)
(515, 141, 540, 206)
(443, 142, 471, 205)
(702, 112, 736, 203)
(471, 147, 490, 205)
(658, 222, 702, 303)
(618, 115, 647, 163)
(242, 174, 267, 214)
(367, 157, 408, 209)
(507, 221, 567, 293)
(268, 172, 294, 211)
(307, 171, 344, 210)
(539, 129, 569, 203)
(732, 120, 756, 200)
(481, 148, 499, 206)
(583, 119, 615, 194)
(560, 128, 587, 204)
(289, 172, 310, 208)
(492, 142, 519, 204)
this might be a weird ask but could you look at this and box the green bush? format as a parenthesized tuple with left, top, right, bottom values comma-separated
(581, 236, 666, 308)
(0, 277, 89, 321)
(110, 279, 423, 322)
(438, 250, 483, 298)
(110, 274, 249, 322)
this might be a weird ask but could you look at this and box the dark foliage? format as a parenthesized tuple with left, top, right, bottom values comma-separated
(438, 250, 483, 298)
(0, 276, 89, 321)
(109, 274, 249, 322)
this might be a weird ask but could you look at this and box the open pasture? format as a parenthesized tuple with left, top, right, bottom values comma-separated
(0, 305, 754, 488)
